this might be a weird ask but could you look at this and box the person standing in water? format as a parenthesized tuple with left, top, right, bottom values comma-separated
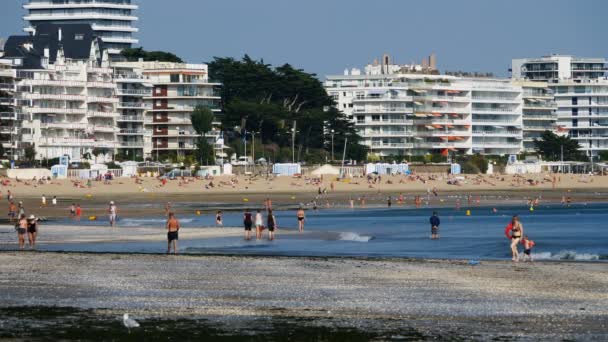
(505, 215, 524, 262)
(255, 209, 264, 239)
(75, 204, 82, 222)
(387, 196, 392, 208)
(429, 212, 440, 239)
(267, 209, 277, 241)
(17, 202, 25, 219)
(243, 208, 253, 240)
(26, 214, 39, 249)
(166, 212, 180, 254)
(108, 201, 118, 228)
(70, 203, 76, 219)
(16, 214, 27, 250)
(296, 207, 305, 233)
(215, 210, 223, 226)
(521, 235, 535, 262)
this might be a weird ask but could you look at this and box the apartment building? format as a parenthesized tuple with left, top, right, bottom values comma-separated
(22, 0, 138, 56)
(512, 55, 608, 157)
(0, 60, 19, 160)
(512, 81, 558, 151)
(3, 24, 118, 162)
(325, 59, 523, 157)
(112, 61, 222, 161)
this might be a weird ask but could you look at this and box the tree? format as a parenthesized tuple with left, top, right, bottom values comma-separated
(24, 144, 36, 163)
(208, 55, 367, 162)
(121, 47, 183, 63)
(190, 106, 216, 165)
(533, 130, 587, 162)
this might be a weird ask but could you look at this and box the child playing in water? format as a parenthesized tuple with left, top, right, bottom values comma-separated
(521, 235, 535, 262)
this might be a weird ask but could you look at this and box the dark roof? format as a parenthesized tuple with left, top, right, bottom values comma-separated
(2, 24, 103, 69)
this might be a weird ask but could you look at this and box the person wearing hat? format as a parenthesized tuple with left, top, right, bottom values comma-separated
(108, 201, 118, 228)
(17, 201, 25, 219)
(27, 214, 39, 249)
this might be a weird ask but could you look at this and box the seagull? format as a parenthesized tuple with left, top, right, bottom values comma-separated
(123, 313, 140, 332)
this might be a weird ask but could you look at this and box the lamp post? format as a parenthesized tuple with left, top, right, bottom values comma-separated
(331, 129, 335, 162)
(176, 126, 180, 160)
(291, 127, 295, 163)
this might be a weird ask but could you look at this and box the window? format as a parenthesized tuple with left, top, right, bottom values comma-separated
(170, 74, 180, 83)
(572, 97, 578, 105)
(572, 108, 578, 116)
(572, 119, 578, 127)
(372, 115, 380, 122)
(74, 34, 84, 40)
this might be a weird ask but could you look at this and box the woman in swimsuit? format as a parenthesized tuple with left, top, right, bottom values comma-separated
(509, 215, 524, 262)
(267, 209, 277, 241)
(215, 210, 223, 227)
(16, 214, 27, 250)
(26, 214, 38, 249)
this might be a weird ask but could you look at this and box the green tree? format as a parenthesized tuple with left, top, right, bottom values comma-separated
(208, 55, 366, 162)
(24, 144, 36, 163)
(533, 130, 587, 162)
(121, 47, 183, 63)
(190, 106, 216, 165)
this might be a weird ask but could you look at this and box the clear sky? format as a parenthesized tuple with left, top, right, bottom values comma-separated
(2, 0, 607, 78)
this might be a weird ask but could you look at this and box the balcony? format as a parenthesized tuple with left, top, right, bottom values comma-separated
(41, 122, 88, 130)
(369, 142, 414, 149)
(117, 89, 152, 96)
(360, 131, 410, 137)
(356, 119, 413, 126)
(23, 93, 86, 101)
(92, 126, 119, 133)
(117, 129, 144, 135)
(117, 141, 145, 148)
(87, 95, 118, 103)
(415, 130, 470, 137)
(114, 73, 148, 82)
(88, 111, 118, 118)
(118, 102, 150, 109)
(117, 115, 144, 122)
(26, 107, 87, 115)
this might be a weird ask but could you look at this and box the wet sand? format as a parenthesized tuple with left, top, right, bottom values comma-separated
(0, 252, 606, 340)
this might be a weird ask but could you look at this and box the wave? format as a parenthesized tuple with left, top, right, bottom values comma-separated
(532, 250, 606, 261)
(120, 218, 194, 227)
(338, 232, 374, 242)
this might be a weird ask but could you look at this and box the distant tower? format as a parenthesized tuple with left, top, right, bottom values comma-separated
(382, 54, 390, 74)
(429, 53, 437, 70)
(22, 0, 139, 56)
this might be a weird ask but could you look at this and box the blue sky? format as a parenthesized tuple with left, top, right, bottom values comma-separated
(2, 0, 607, 78)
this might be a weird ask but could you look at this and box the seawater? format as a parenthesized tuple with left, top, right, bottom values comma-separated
(45, 203, 608, 261)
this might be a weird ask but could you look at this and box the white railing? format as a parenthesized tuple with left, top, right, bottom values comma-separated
(117, 89, 152, 96)
(117, 115, 144, 121)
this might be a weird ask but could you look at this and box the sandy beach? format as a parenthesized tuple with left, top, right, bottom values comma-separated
(0, 252, 606, 340)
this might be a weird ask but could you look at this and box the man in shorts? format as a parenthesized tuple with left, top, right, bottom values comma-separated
(243, 209, 253, 240)
(166, 212, 180, 254)
(429, 211, 440, 239)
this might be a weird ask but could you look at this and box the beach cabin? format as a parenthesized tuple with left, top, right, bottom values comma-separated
(51, 165, 68, 179)
(272, 163, 301, 176)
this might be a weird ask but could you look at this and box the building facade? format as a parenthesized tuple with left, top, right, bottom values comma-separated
(3, 24, 118, 162)
(0, 60, 19, 160)
(113, 61, 222, 161)
(23, 0, 138, 56)
(512, 81, 558, 152)
(512, 55, 608, 157)
(325, 62, 523, 157)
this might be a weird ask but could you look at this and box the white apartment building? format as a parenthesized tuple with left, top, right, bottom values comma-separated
(512, 81, 558, 152)
(512, 55, 608, 157)
(325, 61, 523, 157)
(113, 61, 222, 161)
(23, 0, 138, 56)
(3, 24, 118, 162)
(0, 60, 20, 160)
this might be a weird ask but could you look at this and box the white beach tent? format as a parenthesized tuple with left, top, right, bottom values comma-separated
(311, 164, 340, 176)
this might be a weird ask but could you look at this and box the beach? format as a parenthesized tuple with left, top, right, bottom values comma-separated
(0, 252, 606, 340)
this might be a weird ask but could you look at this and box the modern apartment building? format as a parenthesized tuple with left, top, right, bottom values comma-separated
(3, 24, 118, 162)
(512, 81, 558, 152)
(113, 61, 222, 161)
(512, 55, 608, 157)
(22, 0, 138, 56)
(325, 59, 523, 157)
(0, 60, 19, 160)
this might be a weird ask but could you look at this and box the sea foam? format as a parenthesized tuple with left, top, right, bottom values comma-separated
(532, 250, 602, 261)
(338, 232, 374, 242)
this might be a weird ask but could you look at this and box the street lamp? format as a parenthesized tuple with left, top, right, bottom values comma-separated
(291, 127, 296, 163)
(176, 126, 180, 160)
(331, 129, 335, 162)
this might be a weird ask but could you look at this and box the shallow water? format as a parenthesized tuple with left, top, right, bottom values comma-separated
(39, 202, 608, 261)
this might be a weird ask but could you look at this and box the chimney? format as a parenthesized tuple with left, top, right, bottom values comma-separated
(58, 28, 62, 42)
(429, 53, 437, 70)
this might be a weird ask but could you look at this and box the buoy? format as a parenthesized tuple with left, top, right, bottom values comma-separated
(291, 196, 296, 200)
(89, 216, 97, 221)
(466, 210, 471, 216)
(529, 206, 534, 212)
(243, 198, 249, 202)
(196, 210, 201, 216)
(85, 194, 92, 198)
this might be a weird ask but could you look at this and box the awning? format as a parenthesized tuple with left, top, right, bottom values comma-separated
(425, 125, 435, 130)
(413, 101, 424, 106)
(446, 90, 460, 94)
(414, 113, 428, 117)
(433, 124, 443, 129)
(432, 112, 442, 117)
(411, 89, 427, 94)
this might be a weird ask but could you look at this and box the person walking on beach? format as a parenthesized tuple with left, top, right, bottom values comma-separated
(17, 201, 25, 219)
(267, 209, 277, 241)
(165, 202, 172, 217)
(40, 194, 47, 208)
(108, 201, 118, 228)
(166, 212, 180, 254)
(255, 209, 264, 239)
(26, 214, 39, 249)
(430, 212, 440, 239)
(16, 214, 27, 250)
(52, 196, 57, 206)
(8, 201, 17, 223)
(387, 196, 392, 208)
(296, 207, 305, 233)
(243, 209, 253, 240)
(505, 215, 524, 262)
(521, 235, 535, 262)
(215, 210, 223, 227)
